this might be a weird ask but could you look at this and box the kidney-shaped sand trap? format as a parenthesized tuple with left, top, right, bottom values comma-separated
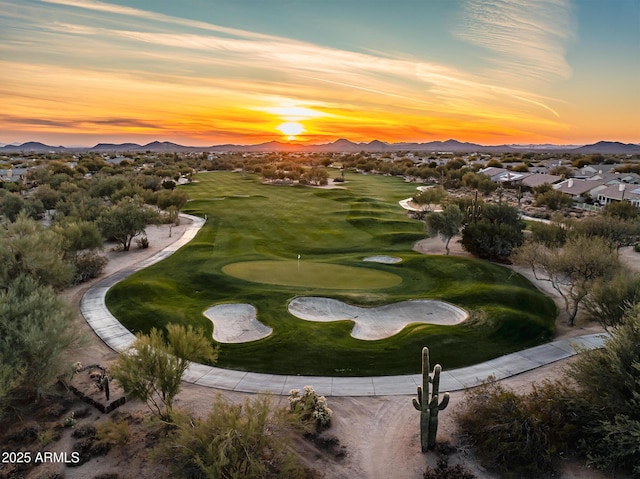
(363, 255, 402, 264)
(204, 304, 272, 343)
(288, 297, 468, 340)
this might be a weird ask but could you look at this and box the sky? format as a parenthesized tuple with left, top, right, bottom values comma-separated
(1, 0, 639, 147)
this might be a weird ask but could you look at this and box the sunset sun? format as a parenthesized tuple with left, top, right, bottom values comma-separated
(276, 121, 305, 140)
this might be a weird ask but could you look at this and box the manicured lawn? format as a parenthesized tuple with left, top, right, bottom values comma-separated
(222, 260, 402, 289)
(106, 171, 556, 376)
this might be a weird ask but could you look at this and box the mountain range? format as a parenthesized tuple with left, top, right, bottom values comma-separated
(2, 139, 639, 155)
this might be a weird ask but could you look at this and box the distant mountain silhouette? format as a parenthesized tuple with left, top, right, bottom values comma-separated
(1, 141, 65, 151)
(2, 139, 639, 154)
(91, 142, 141, 151)
(571, 141, 640, 154)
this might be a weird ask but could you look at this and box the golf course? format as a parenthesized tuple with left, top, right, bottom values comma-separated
(105, 171, 556, 376)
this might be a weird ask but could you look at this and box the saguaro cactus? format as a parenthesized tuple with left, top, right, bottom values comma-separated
(412, 346, 450, 452)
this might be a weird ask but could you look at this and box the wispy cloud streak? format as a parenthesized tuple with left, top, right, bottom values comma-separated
(0, 0, 575, 144)
(455, 0, 574, 84)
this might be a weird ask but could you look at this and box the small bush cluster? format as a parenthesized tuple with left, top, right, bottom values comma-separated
(423, 458, 476, 479)
(66, 421, 124, 468)
(95, 419, 130, 447)
(288, 385, 333, 433)
(456, 378, 574, 479)
(564, 308, 640, 476)
(73, 251, 107, 284)
(135, 236, 149, 249)
(457, 309, 640, 478)
(156, 394, 310, 479)
(37, 428, 61, 446)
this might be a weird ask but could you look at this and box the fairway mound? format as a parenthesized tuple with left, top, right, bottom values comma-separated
(363, 255, 402, 264)
(288, 297, 467, 340)
(204, 303, 272, 343)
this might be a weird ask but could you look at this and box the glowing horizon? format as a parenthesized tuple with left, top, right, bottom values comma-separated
(1, 0, 638, 147)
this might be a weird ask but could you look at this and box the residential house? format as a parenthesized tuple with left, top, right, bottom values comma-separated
(596, 184, 640, 208)
(478, 167, 509, 181)
(0, 167, 29, 184)
(585, 170, 640, 185)
(553, 179, 607, 202)
(519, 173, 562, 189)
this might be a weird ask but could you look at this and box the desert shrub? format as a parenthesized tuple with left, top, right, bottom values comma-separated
(71, 424, 96, 439)
(460, 203, 524, 260)
(95, 419, 130, 447)
(564, 307, 640, 476)
(73, 251, 107, 284)
(288, 385, 333, 433)
(511, 163, 529, 172)
(529, 221, 567, 247)
(72, 407, 92, 419)
(135, 236, 149, 249)
(535, 189, 573, 210)
(34, 472, 65, 479)
(37, 428, 60, 446)
(456, 378, 575, 479)
(157, 394, 309, 479)
(423, 458, 476, 479)
(6, 424, 39, 443)
(44, 403, 67, 418)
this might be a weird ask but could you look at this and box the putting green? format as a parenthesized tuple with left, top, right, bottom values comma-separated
(222, 260, 402, 289)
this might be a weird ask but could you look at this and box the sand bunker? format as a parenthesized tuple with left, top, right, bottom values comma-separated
(203, 304, 272, 343)
(288, 297, 467, 340)
(363, 255, 402, 264)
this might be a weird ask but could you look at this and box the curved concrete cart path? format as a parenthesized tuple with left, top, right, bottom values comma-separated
(81, 213, 608, 397)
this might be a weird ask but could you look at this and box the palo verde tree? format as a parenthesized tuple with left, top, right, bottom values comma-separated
(0, 276, 78, 417)
(424, 204, 464, 255)
(572, 214, 640, 251)
(110, 324, 218, 420)
(513, 235, 621, 325)
(0, 212, 74, 290)
(583, 268, 640, 331)
(97, 197, 156, 251)
(412, 186, 447, 212)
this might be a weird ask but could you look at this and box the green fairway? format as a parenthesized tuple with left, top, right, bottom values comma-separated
(106, 171, 556, 376)
(222, 260, 402, 289)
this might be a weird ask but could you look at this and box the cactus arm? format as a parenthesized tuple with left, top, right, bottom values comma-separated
(412, 398, 421, 411)
(439, 392, 450, 411)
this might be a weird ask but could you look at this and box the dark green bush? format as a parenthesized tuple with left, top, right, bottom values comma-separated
(565, 307, 640, 476)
